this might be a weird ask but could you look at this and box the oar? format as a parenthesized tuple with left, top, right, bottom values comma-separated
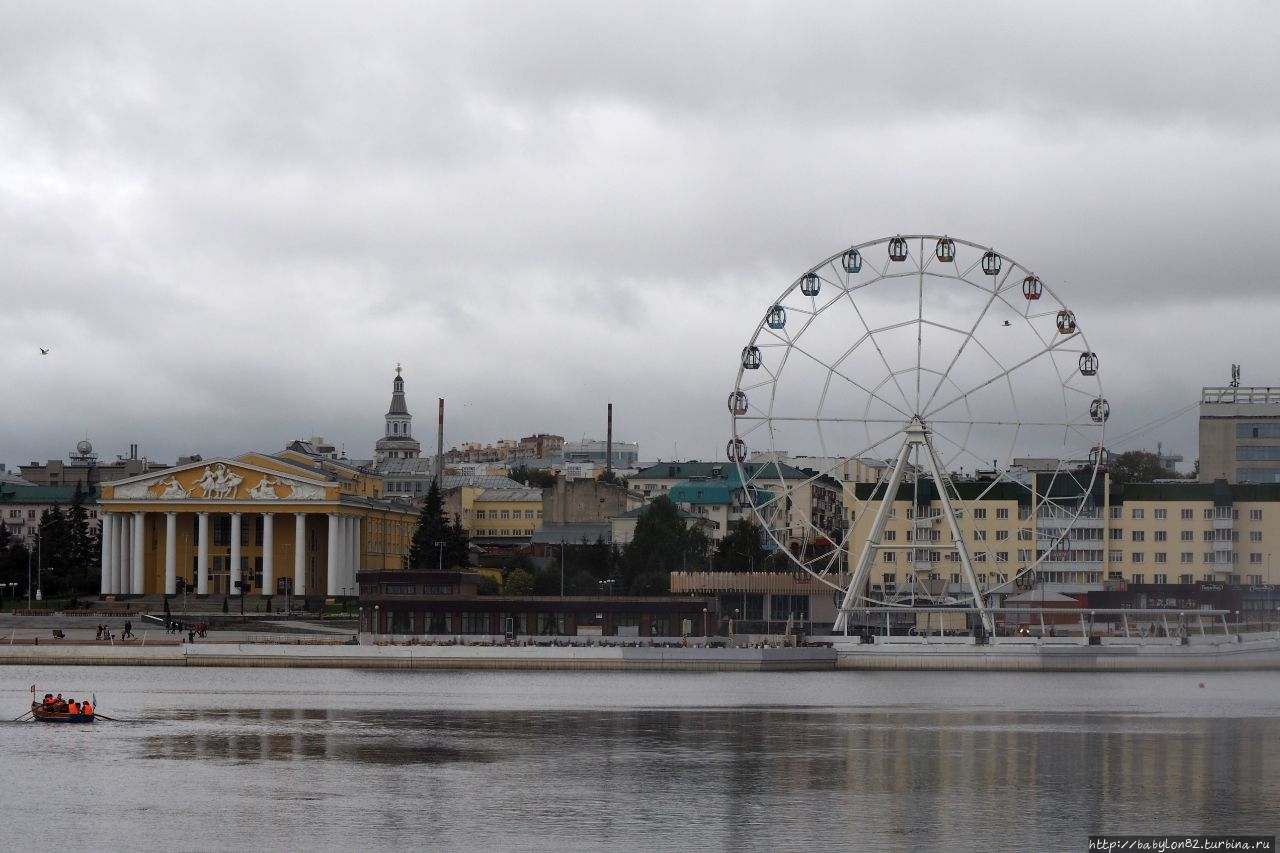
(92, 713, 121, 721)
(11, 710, 33, 722)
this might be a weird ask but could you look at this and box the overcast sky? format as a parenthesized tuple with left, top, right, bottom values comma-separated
(2, 1, 1277, 474)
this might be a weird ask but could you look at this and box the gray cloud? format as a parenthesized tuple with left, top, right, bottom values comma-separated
(2, 1, 1277, 473)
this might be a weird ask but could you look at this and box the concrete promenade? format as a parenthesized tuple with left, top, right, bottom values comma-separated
(0, 614, 835, 671)
(2, 614, 1278, 671)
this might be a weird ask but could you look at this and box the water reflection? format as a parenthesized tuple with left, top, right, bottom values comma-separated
(140, 708, 495, 765)
(5, 670, 1277, 852)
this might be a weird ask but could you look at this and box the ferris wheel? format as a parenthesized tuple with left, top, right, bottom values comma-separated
(728, 235, 1107, 633)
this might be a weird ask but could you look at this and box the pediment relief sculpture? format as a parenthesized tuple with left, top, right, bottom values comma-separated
(108, 462, 329, 502)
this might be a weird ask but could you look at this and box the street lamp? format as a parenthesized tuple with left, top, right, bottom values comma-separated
(702, 607, 708, 641)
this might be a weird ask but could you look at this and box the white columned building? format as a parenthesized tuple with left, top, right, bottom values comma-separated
(96, 456, 415, 599)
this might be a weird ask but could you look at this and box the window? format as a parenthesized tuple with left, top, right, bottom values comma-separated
(1180, 554, 1193, 565)
(525, 510, 535, 519)
(883, 551, 896, 562)
(1250, 553, 1263, 564)
(500, 510, 510, 520)
(1155, 530, 1167, 542)
(996, 530, 1009, 541)
(1018, 529, 1033, 540)
(1110, 528, 1124, 540)
(1204, 509, 1213, 520)
(1132, 508, 1144, 519)
(1110, 506, 1122, 520)
(1131, 531, 1145, 542)
(996, 508, 1009, 519)
(1251, 509, 1263, 521)
(973, 530, 986, 541)
(1018, 549, 1032, 562)
(1155, 553, 1167, 563)
(973, 508, 987, 519)
(1131, 553, 1145, 564)
(384, 584, 417, 595)
(884, 530, 896, 541)
(1180, 573, 1194, 583)
(1181, 531, 1194, 541)
(996, 551, 1008, 562)
(1154, 509, 1167, 520)
(1249, 574, 1263, 585)
(1251, 531, 1263, 542)
(950, 573, 961, 584)
(1132, 574, 1144, 584)
(1109, 550, 1123, 562)
(1154, 573, 1167, 584)
(1108, 571, 1123, 580)
(1181, 509, 1193, 520)
(882, 573, 896, 585)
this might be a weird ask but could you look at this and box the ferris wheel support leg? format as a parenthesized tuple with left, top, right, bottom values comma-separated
(919, 438, 995, 637)
(834, 439, 914, 633)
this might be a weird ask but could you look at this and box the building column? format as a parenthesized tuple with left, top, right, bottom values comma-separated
(115, 514, 129, 595)
(131, 512, 145, 595)
(100, 512, 115, 595)
(262, 513, 274, 598)
(348, 515, 360, 595)
(293, 512, 306, 597)
(327, 513, 341, 597)
(165, 512, 177, 595)
(197, 512, 210, 596)
(229, 512, 242, 596)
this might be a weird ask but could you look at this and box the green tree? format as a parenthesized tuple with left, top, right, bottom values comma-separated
(508, 466, 557, 488)
(597, 470, 629, 488)
(716, 519, 768, 572)
(620, 496, 709, 593)
(504, 567, 535, 595)
(1110, 451, 1180, 485)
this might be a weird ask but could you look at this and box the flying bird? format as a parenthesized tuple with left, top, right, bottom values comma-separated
(39, 347, 49, 354)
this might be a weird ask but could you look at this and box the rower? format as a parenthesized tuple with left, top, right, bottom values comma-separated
(82, 699, 94, 716)
(67, 699, 80, 715)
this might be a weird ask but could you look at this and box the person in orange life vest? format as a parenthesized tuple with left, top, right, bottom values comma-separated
(81, 700, 93, 716)
(67, 699, 80, 715)
(53, 693, 66, 712)
(42, 693, 53, 708)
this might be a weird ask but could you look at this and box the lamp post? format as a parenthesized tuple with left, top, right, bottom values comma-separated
(435, 542, 444, 572)
(702, 607, 708, 641)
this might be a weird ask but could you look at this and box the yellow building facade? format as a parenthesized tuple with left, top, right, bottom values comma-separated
(845, 478, 1280, 600)
(99, 454, 417, 598)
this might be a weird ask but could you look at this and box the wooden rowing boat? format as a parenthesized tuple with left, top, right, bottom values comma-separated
(31, 702, 95, 723)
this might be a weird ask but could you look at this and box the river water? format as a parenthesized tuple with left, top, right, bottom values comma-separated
(1, 667, 1276, 852)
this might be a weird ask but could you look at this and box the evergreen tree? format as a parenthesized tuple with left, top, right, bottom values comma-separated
(67, 483, 96, 592)
(408, 482, 452, 570)
(407, 484, 470, 570)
